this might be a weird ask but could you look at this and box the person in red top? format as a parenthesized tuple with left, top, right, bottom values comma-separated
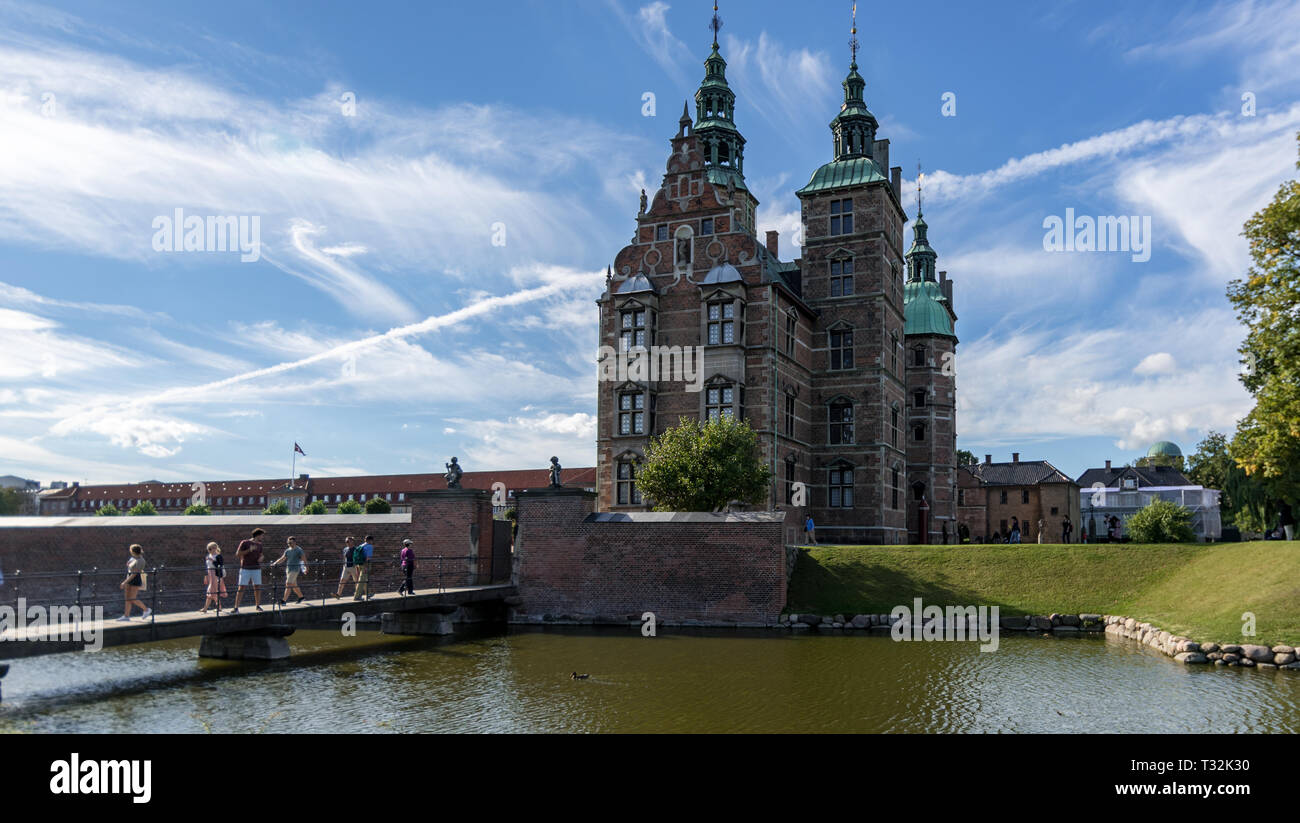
(231, 527, 265, 613)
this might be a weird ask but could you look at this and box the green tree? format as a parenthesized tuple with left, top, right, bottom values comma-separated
(262, 500, 291, 515)
(183, 503, 212, 515)
(1126, 498, 1196, 543)
(1186, 432, 1234, 510)
(364, 497, 392, 514)
(337, 499, 364, 514)
(635, 416, 773, 512)
(956, 449, 978, 467)
(94, 503, 121, 516)
(1227, 131, 1300, 506)
(0, 487, 31, 515)
(300, 500, 328, 515)
(127, 501, 157, 516)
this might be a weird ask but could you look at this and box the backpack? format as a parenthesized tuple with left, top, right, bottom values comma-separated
(352, 544, 367, 566)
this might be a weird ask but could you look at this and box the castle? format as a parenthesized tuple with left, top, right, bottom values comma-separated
(595, 8, 958, 544)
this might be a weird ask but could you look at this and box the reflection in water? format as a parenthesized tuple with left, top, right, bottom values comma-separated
(2, 627, 1298, 733)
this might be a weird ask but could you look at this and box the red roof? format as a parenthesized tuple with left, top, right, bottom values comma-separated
(56, 468, 597, 506)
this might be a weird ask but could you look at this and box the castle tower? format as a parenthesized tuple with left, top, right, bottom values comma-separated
(792, 6, 907, 544)
(902, 180, 958, 543)
(594, 3, 809, 515)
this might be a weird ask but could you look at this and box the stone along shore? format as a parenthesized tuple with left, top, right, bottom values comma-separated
(778, 612, 1300, 671)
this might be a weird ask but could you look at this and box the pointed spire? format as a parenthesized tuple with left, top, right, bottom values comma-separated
(907, 164, 937, 283)
(693, 1, 745, 186)
(916, 161, 924, 219)
(849, 1, 859, 68)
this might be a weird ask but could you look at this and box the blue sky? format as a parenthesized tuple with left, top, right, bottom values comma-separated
(1, 0, 1297, 485)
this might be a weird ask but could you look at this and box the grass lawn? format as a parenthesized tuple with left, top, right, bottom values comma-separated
(786, 541, 1300, 646)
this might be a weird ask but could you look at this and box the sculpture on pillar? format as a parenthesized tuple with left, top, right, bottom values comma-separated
(444, 457, 463, 489)
(548, 456, 563, 488)
(639, 188, 648, 215)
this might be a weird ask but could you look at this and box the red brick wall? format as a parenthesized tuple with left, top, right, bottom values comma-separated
(513, 488, 787, 624)
(0, 491, 493, 611)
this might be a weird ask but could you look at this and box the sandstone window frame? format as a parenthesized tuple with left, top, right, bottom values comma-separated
(829, 198, 854, 235)
(615, 458, 643, 506)
(828, 324, 854, 371)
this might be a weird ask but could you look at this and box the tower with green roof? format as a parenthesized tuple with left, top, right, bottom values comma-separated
(792, 3, 909, 544)
(903, 176, 959, 543)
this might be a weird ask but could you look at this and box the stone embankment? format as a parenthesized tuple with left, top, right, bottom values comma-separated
(1102, 615, 1299, 670)
(776, 611, 1300, 672)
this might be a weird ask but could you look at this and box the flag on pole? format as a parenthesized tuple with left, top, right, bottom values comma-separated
(294, 442, 306, 456)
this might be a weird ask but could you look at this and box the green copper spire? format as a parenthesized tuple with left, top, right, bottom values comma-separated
(830, 2, 878, 161)
(694, 1, 746, 188)
(906, 164, 937, 282)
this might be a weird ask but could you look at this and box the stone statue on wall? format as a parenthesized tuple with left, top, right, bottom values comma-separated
(549, 456, 563, 488)
(444, 457, 463, 489)
(639, 188, 647, 215)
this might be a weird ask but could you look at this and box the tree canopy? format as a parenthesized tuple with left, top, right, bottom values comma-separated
(1226, 131, 1300, 507)
(634, 415, 772, 512)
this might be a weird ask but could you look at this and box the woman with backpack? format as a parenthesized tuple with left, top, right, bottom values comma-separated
(201, 542, 227, 613)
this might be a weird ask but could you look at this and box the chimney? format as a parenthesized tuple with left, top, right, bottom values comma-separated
(939, 270, 947, 283)
(1105, 459, 1112, 471)
(984, 454, 992, 464)
(765, 230, 778, 257)
(1012, 453, 1020, 463)
(891, 165, 902, 199)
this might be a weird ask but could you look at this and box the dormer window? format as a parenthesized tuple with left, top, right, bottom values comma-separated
(707, 301, 735, 344)
(620, 309, 647, 350)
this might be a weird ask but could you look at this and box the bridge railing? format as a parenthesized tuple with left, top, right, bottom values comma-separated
(0, 553, 494, 625)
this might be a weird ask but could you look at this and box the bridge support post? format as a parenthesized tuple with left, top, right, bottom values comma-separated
(381, 604, 458, 636)
(198, 625, 295, 660)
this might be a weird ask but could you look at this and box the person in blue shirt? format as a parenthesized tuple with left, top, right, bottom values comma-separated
(352, 535, 375, 601)
(804, 516, 817, 546)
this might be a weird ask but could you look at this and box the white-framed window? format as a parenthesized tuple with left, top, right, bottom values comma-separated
(705, 384, 736, 420)
(707, 301, 735, 345)
(619, 391, 646, 434)
(621, 309, 647, 350)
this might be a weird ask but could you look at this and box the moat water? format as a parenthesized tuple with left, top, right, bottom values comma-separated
(2, 627, 1298, 733)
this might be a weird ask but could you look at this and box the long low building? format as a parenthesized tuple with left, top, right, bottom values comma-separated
(35, 467, 596, 517)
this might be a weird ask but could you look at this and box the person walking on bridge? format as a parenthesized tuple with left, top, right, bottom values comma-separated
(351, 535, 375, 601)
(271, 536, 308, 605)
(117, 544, 152, 621)
(201, 542, 227, 613)
(398, 538, 416, 596)
(231, 528, 265, 614)
(335, 536, 358, 598)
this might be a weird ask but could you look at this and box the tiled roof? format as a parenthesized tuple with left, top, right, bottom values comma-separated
(962, 460, 1075, 486)
(1075, 465, 1191, 488)
(53, 468, 597, 508)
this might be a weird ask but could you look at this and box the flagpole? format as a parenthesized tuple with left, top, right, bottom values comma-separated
(291, 445, 296, 489)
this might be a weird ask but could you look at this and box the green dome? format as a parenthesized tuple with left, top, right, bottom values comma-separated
(1147, 441, 1182, 458)
(904, 279, 955, 338)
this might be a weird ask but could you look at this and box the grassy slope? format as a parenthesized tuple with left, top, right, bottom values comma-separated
(786, 542, 1300, 646)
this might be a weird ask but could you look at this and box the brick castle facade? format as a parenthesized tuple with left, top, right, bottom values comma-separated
(595, 15, 958, 544)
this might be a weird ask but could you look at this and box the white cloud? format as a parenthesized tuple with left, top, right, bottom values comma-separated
(722, 31, 835, 131)
(1133, 352, 1177, 376)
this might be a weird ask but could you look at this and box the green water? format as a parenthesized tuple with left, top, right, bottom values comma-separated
(2, 627, 1298, 733)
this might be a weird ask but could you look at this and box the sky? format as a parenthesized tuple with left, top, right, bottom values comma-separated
(0, 0, 1297, 486)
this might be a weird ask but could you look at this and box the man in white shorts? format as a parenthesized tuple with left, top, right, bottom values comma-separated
(231, 527, 265, 613)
